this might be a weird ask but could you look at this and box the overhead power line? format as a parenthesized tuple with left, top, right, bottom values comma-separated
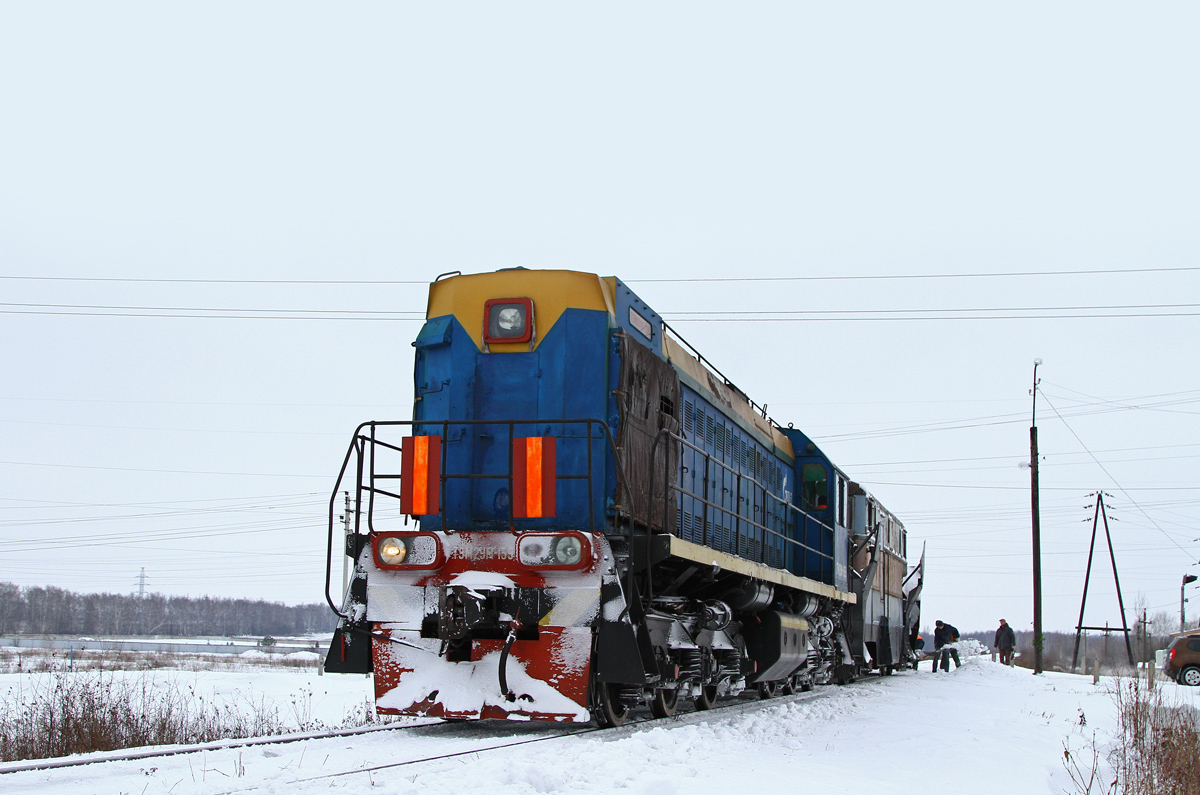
(4, 302, 1200, 322)
(1039, 393, 1195, 560)
(0, 459, 328, 478)
(2, 264, 1198, 285)
(632, 266, 1200, 283)
(0, 302, 424, 316)
(665, 302, 1200, 316)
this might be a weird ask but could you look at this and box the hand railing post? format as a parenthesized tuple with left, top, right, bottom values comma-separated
(367, 424, 378, 534)
(586, 421, 594, 535)
(440, 421, 448, 529)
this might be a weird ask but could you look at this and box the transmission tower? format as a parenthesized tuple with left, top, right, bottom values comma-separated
(1071, 492, 1134, 670)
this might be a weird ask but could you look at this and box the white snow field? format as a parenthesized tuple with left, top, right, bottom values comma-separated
(2, 654, 1195, 794)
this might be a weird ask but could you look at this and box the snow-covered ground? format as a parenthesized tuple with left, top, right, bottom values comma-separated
(1, 653, 1196, 794)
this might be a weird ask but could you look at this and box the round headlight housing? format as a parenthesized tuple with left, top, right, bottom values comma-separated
(378, 536, 407, 565)
(552, 535, 583, 566)
(497, 307, 523, 331)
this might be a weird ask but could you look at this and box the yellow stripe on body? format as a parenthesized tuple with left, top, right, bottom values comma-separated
(668, 536, 857, 604)
(538, 587, 601, 627)
(426, 270, 616, 352)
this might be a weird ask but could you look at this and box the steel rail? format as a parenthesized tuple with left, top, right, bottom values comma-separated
(0, 719, 444, 776)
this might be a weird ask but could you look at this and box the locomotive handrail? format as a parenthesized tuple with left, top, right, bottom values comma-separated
(647, 426, 836, 602)
(660, 320, 788, 434)
(325, 417, 634, 621)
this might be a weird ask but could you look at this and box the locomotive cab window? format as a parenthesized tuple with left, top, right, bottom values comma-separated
(483, 297, 534, 344)
(801, 463, 828, 510)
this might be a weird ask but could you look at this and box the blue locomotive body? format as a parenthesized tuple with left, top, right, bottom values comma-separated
(324, 269, 923, 724)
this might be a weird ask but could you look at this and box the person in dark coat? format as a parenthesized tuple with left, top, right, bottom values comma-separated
(994, 618, 1015, 665)
(933, 620, 960, 672)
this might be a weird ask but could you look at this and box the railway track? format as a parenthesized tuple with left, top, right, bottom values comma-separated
(283, 678, 885, 790)
(0, 676, 887, 784)
(0, 718, 442, 776)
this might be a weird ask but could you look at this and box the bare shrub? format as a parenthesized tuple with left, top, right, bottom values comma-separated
(1107, 677, 1200, 794)
(1063, 732, 1118, 795)
(0, 669, 359, 763)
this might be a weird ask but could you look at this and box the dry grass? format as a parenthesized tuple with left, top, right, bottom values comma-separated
(0, 645, 391, 764)
(1108, 677, 1200, 795)
(0, 669, 385, 763)
(0, 670, 279, 762)
(1064, 677, 1200, 795)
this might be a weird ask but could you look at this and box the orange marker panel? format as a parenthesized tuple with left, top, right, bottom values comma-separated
(401, 436, 441, 516)
(512, 437, 556, 518)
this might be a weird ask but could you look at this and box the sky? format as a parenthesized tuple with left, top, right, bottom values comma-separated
(1, 2, 1198, 634)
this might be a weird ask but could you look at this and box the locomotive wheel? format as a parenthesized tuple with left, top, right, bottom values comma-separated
(693, 684, 718, 710)
(882, 665, 894, 676)
(595, 682, 630, 727)
(782, 674, 807, 695)
(650, 687, 678, 718)
(757, 681, 779, 699)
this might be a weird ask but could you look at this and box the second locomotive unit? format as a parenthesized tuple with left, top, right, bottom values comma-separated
(324, 269, 924, 725)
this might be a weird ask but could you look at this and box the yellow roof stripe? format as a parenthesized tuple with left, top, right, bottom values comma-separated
(426, 270, 615, 352)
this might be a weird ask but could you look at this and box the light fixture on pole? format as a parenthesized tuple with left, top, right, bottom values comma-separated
(1182, 573, 1198, 634)
(1030, 358, 1043, 674)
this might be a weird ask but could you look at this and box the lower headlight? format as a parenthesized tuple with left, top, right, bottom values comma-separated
(378, 536, 407, 565)
(552, 535, 582, 565)
(516, 533, 588, 568)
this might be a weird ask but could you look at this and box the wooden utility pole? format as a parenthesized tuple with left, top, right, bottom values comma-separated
(1030, 359, 1044, 674)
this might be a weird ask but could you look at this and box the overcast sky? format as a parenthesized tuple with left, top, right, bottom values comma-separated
(1, 3, 1197, 634)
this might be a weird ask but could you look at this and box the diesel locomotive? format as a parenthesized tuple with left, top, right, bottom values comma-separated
(323, 269, 925, 725)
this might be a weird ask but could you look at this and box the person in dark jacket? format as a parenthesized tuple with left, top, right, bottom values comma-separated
(994, 618, 1015, 665)
(933, 620, 960, 672)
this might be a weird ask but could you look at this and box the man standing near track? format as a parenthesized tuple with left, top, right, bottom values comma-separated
(994, 618, 1015, 666)
(933, 620, 960, 672)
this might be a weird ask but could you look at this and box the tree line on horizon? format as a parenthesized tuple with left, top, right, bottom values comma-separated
(0, 582, 333, 638)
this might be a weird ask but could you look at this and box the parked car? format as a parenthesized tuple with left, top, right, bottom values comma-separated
(1162, 631, 1200, 686)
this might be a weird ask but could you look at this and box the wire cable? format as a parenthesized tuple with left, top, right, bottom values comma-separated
(1039, 392, 1196, 560)
(3, 264, 1198, 285)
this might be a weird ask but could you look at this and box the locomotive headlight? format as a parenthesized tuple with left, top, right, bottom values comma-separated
(552, 535, 582, 566)
(519, 540, 547, 564)
(373, 534, 441, 568)
(483, 298, 533, 344)
(497, 307, 522, 331)
(517, 533, 588, 568)
(378, 536, 407, 565)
